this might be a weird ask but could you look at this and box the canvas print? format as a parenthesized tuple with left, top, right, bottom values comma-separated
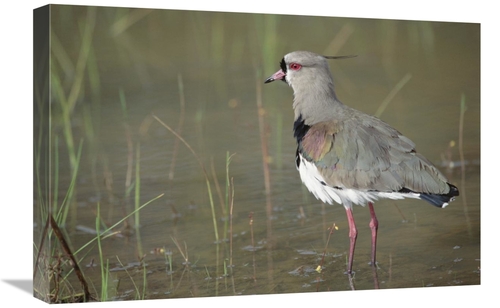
(33, 4, 480, 303)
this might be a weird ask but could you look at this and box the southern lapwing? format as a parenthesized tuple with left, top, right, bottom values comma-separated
(264, 50, 459, 275)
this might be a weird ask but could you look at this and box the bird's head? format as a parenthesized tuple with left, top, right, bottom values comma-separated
(264, 51, 356, 90)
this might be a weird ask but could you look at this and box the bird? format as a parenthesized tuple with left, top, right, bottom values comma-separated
(264, 50, 459, 275)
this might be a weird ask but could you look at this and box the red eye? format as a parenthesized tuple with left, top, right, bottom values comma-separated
(289, 63, 302, 71)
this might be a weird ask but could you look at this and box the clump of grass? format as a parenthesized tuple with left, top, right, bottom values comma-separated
(255, 70, 274, 247)
(248, 212, 257, 283)
(58, 139, 84, 227)
(210, 158, 226, 219)
(51, 7, 96, 171)
(48, 6, 99, 230)
(33, 138, 85, 303)
(95, 202, 108, 301)
(134, 141, 143, 257)
(164, 249, 174, 290)
(228, 176, 236, 294)
(75, 194, 164, 257)
(153, 115, 222, 295)
(119, 88, 146, 258)
(34, 211, 93, 302)
(458, 93, 471, 236)
(208, 151, 236, 243)
(141, 256, 147, 300)
(224, 152, 236, 240)
(80, 194, 163, 301)
(314, 222, 338, 291)
(168, 74, 186, 181)
(116, 256, 140, 299)
(153, 115, 219, 244)
(119, 88, 134, 199)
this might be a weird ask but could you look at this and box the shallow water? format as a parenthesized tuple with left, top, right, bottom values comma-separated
(34, 5, 480, 301)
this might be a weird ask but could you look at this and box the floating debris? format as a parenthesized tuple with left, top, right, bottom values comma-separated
(288, 265, 318, 276)
(296, 249, 317, 255)
(242, 245, 263, 252)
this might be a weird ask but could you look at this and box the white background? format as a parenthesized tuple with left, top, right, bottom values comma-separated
(0, 1, 495, 306)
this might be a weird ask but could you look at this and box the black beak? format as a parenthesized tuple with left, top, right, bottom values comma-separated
(264, 69, 286, 84)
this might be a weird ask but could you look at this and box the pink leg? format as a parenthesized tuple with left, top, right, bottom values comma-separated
(345, 207, 358, 274)
(368, 202, 378, 266)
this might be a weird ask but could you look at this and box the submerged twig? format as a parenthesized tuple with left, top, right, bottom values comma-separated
(171, 237, 191, 294)
(33, 215, 50, 280)
(171, 236, 189, 265)
(50, 215, 92, 301)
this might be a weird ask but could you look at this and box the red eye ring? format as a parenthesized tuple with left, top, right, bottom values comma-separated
(289, 63, 302, 71)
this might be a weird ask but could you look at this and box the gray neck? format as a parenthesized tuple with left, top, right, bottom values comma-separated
(292, 77, 345, 125)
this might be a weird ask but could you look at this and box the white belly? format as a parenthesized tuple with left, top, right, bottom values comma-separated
(296, 153, 420, 208)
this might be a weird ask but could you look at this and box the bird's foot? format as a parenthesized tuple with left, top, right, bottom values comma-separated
(368, 261, 380, 270)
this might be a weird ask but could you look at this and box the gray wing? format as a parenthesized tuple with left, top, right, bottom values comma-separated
(303, 114, 451, 194)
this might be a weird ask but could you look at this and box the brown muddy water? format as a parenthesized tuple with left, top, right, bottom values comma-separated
(33, 5, 480, 302)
